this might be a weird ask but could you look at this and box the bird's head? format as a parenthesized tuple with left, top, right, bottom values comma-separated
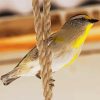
(62, 14, 99, 37)
(60, 14, 99, 46)
(55, 14, 99, 45)
(67, 14, 99, 28)
(66, 14, 99, 48)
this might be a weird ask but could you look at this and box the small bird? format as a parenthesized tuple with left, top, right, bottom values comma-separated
(1, 14, 99, 85)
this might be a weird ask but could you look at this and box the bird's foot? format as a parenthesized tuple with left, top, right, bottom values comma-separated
(36, 71, 55, 88)
(49, 78, 55, 88)
(36, 71, 41, 79)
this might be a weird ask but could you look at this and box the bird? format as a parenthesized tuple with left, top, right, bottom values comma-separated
(1, 14, 99, 86)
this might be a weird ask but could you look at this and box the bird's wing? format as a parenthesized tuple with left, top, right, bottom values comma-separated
(15, 46, 38, 68)
(15, 32, 57, 69)
(46, 33, 57, 45)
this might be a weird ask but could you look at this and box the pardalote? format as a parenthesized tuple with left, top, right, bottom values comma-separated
(1, 14, 99, 85)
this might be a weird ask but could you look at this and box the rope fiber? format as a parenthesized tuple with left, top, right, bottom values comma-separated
(32, 0, 53, 100)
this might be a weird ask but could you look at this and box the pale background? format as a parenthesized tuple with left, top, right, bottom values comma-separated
(0, 0, 100, 100)
(0, 43, 100, 100)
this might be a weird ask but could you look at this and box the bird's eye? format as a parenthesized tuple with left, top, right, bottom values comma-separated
(81, 17, 86, 21)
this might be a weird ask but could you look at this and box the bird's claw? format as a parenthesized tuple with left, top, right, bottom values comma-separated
(36, 71, 55, 88)
(49, 78, 55, 88)
(36, 71, 41, 79)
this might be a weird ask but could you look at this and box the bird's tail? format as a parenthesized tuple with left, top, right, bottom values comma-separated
(1, 70, 19, 86)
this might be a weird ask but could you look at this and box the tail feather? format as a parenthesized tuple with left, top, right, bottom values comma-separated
(1, 72, 19, 86)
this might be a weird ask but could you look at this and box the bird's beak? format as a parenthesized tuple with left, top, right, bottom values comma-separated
(88, 19, 99, 23)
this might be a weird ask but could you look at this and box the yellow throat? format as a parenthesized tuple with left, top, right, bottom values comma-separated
(73, 23, 93, 48)
(65, 23, 93, 66)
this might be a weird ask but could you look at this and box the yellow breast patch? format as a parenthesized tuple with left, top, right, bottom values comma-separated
(72, 24, 93, 48)
(64, 24, 93, 67)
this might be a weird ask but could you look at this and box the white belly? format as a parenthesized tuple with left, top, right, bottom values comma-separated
(21, 48, 80, 77)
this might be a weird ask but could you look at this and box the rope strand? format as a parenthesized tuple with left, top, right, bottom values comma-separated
(42, 0, 53, 99)
(32, 0, 53, 100)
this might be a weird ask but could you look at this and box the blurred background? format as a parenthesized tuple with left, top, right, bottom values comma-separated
(0, 0, 100, 100)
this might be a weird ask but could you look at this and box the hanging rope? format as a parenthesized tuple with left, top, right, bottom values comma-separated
(32, 0, 53, 100)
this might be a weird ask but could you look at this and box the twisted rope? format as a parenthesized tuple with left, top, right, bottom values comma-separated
(42, 0, 53, 99)
(32, 0, 53, 100)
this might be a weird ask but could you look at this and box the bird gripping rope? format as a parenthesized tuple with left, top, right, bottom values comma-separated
(32, 0, 53, 100)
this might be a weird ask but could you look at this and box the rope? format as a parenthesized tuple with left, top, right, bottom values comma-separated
(32, 0, 53, 100)
(42, 0, 53, 99)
